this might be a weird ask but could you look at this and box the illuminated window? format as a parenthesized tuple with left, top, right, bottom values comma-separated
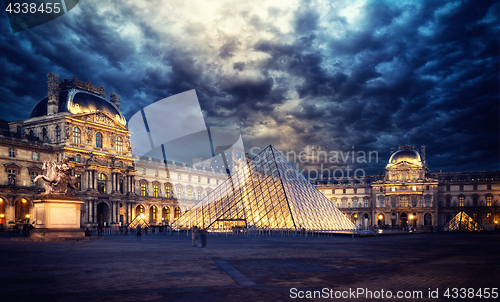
(136, 205, 145, 215)
(56, 126, 61, 142)
(96, 132, 103, 148)
(412, 186, 416, 191)
(177, 188, 181, 199)
(32, 151, 38, 161)
(391, 186, 396, 192)
(150, 206, 157, 222)
(153, 184, 159, 197)
(174, 207, 181, 220)
(73, 127, 81, 144)
(486, 196, 492, 207)
(116, 137, 123, 152)
(187, 188, 192, 200)
(459, 196, 465, 207)
(162, 207, 170, 222)
(400, 196, 408, 207)
(486, 212, 492, 224)
(75, 174, 81, 190)
(141, 183, 146, 196)
(97, 173, 107, 193)
(165, 184, 171, 198)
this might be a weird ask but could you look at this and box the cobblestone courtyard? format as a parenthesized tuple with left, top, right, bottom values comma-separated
(1, 232, 499, 301)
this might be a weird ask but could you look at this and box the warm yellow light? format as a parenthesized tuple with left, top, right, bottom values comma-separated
(140, 213, 145, 219)
(0, 214, 4, 218)
(25, 214, 30, 218)
(409, 214, 414, 219)
(0, 198, 3, 202)
(378, 214, 383, 220)
(22, 199, 27, 203)
(353, 214, 358, 219)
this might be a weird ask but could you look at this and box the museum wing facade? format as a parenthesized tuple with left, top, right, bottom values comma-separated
(0, 73, 227, 230)
(313, 145, 500, 231)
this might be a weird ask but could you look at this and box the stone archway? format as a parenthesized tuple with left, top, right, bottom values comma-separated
(400, 213, 408, 228)
(97, 202, 110, 227)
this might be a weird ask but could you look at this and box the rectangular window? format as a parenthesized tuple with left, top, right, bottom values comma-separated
(412, 196, 418, 207)
(7, 169, 16, 185)
(459, 196, 465, 207)
(198, 190, 202, 200)
(32, 151, 38, 161)
(9, 148, 15, 158)
(425, 196, 431, 207)
(177, 188, 181, 199)
(486, 196, 492, 207)
(153, 185, 159, 197)
(30, 172, 39, 186)
(487, 184, 492, 190)
(207, 178, 210, 184)
(400, 197, 408, 207)
(187, 188, 192, 199)
(364, 200, 369, 208)
(141, 184, 146, 196)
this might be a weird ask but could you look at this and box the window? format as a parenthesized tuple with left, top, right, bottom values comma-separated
(29, 130, 34, 136)
(379, 197, 384, 208)
(56, 126, 61, 142)
(400, 196, 408, 207)
(42, 128, 47, 140)
(32, 151, 38, 161)
(487, 184, 492, 190)
(459, 196, 465, 207)
(9, 148, 15, 158)
(459, 185, 463, 191)
(150, 206, 157, 222)
(119, 179, 124, 194)
(141, 183, 146, 196)
(73, 127, 81, 144)
(165, 185, 171, 198)
(412, 196, 418, 207)
(177, 188, 181, 199)
(472, 195, 478, 206)
(136, 205, 145, 215)
(7, 169, 16, 185)
(207, 178, 210, 184)
(341, 198, 347, 208)
(30, 171, 39, 186)
(174, 207, 181, 220)
(118, 161, 123, 168)
(364, 197, 369, 208)
(426, 185, 430, 191)
(76, 154, 81, 163)
(97, 173, 107, 193)
(412, 186, 416, 191)
(486, 196, 492, 207)
(354, 188, 357, 194)
(425, 196, 431, 207)
(153, 184, 159, 197)
(391, 186, 396, 192)
(424, 213, 432, 226)
(343, 189, 346, 194)
(96, 132, 103, 148)
(187, 188, 192, 199)
(391, 197, 396, 207)
(116, 137, 123, 152)
(162, 207, 170, 222)
(486, 212, 493, 224)
(473, 184, 477, 191)
(198, 190, 202, 200)
(352, 197, 358, 208)
(75, 174, 81, 190)
(446, 196, 451, 207)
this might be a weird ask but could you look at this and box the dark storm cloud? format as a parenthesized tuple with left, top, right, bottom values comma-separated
(0, 0, 497, 176)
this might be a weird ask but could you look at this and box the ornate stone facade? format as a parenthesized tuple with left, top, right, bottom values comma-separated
(314, 145, 500, 231)
(0, 73, 226, 230)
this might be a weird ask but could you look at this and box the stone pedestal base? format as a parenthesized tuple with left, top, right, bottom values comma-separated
(29, 195, 85, 241)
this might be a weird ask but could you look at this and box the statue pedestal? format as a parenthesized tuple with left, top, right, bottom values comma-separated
(30, 195, 84, 241)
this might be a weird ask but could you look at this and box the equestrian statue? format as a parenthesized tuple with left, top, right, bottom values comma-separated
(34, 157, 78, 195)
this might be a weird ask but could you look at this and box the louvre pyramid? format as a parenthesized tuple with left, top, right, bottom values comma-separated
(441, 211, 486, 232)
(174, 145, 356, 231)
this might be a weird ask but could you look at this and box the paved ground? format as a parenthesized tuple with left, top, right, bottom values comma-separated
(1, 231, 499, 301)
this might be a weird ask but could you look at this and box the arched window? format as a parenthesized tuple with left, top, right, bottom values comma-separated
(73, 127, 81, 144)
(153, 183, 159, 197)
(116, 136, 123, 152)
(97, 173, 107, 193)
(96, 132, 103, 148)
(174, 207, 181, 220)
(150, 206, 157, 222)
(135, 205, 145, 217)
(42, 128, 47, 140)
(424, 213, 432, 226)
(162, 207, 170, 222)
(486, 212, 493, 224)
(56, 126, 61, 142)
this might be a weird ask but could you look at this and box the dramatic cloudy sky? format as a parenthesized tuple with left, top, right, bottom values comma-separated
(0, 0, 498, 176)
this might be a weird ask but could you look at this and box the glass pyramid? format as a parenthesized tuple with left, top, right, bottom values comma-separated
(442, 211, 486, 232)
(174, 145, 356, 232)
(128, 215, 150, 228)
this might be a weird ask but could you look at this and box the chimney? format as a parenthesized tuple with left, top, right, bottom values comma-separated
(47, 72, 60, 115)
(421, 146, 426, 163)
(110, 93, 121, 109)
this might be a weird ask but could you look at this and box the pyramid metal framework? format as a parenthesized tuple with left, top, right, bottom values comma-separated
(441, 211, 486, 232)
(174, 145, 356, 231)
(128, 215, 150, 228)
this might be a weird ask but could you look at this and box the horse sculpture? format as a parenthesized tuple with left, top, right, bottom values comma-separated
(34, 157, 78, 195)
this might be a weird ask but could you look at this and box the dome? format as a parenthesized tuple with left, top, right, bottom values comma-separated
(28, 89, 126, 126)
(388, 149, 421, 165)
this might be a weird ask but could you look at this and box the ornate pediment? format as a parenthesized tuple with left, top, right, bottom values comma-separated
(74, 112, 126, 129)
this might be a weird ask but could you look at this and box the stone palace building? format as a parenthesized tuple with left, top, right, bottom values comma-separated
(0, 73, 227, 230)
(313, 145, 500, 231)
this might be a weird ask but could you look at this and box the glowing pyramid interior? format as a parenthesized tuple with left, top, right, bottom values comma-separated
(441, 211, 486, 232)
(174, 145, 356, 231)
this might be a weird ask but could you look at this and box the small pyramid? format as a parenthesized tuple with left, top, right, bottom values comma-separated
(175, 145, 355, 231)
(128, 215, 150, 228)
(441, 211, 486, 232)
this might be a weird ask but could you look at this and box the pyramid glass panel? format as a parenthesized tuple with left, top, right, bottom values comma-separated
(442, 211, 486, 232)
(174, 145, 356, 231)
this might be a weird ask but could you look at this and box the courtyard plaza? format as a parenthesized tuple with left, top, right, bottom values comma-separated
(0, 231, 499, 301)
